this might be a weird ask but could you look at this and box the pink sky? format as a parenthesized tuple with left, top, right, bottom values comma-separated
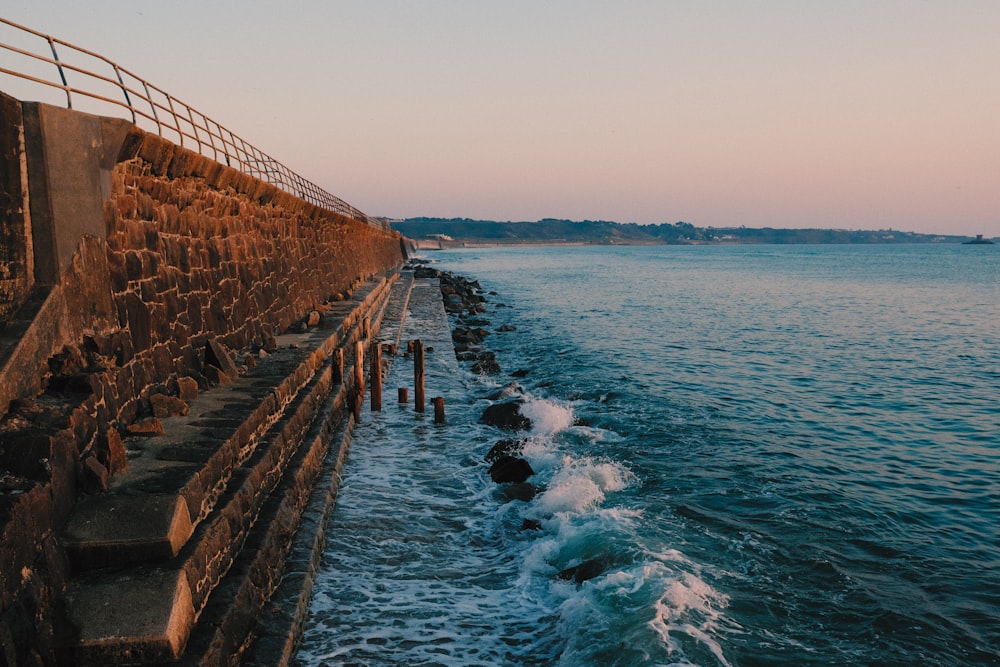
(4, 1, 999, 236)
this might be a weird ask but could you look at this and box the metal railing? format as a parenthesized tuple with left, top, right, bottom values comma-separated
(0, 16, 388, 231)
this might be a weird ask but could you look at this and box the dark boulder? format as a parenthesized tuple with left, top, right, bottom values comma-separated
(486, 382, 522, 401)
(471, 358, 502, 375)
(488, 455, 534, 484)
(480, 399, 531, 431)
(485, 438, 526, 463)
(497, 482, 540, 503)
(557, 556, 614, 584)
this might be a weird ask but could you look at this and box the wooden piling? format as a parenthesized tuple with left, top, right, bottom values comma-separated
(370, 341, 382, 411)
(354, 340, 364, 396)
(413, 339, 425, 412)
(332, 348, 344, 384)
(433, 396, 445, 424)
(398, 387, 408, 403)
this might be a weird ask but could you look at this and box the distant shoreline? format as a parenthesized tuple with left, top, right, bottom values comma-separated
(392, 218, 985, 247)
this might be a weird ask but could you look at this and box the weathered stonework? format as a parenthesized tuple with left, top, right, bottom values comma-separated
(0, 94, 404, 665)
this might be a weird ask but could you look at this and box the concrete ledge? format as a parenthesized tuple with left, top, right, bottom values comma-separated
(68, 568, 194, 665)
(62, 494, 193, 569)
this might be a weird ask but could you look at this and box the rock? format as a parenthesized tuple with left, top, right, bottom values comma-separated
(177, 376, 199, 402)
(486, 382, 522, 401)
(471, 358, 502, 375)
(497, 324, 517, 332)
(499, 482, 539, 502)
(126, 417, 165, 437)
(203, 365, 232, 386)
(557, 556, 613, 584)
(485, 438, 526, 463)
(150, 394, 189, 418)
(81, 456, 109, 494)
(522, 518, 542, 531)
(205, 338, 239, 379)
(488, 455, 534, 484)
(307, 310, 321, 327)
(510, 369, 531, 378)
(480, 399, 531, 431)
(105, 428, 128, 475)
(244, 354, 257, 368)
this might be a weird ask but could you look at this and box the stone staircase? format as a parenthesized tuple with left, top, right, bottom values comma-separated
(59, 271, 411, 665)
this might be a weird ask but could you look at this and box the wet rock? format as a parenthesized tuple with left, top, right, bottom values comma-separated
(497, 324, 517, 332)
(485, 438, 526, 463)
(486, 382, 522, 401)
(499, 482, 539, 502)
(480, 399, 531, 431)
(452, 327, 490, 346)
(557, 556, 614, 584)
(488, 455, 534, 484)
(522, 518, 543, 531)
(510, 369, 531, 378)
(471, 357, 502, 375)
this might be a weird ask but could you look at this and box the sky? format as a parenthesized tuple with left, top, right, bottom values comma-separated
(3, 1, 999, 236)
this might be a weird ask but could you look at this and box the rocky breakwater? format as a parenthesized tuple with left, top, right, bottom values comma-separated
(412, 261, 611, 585)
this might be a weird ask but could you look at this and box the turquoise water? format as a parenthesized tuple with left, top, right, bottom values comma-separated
(297, 244, 999, 666)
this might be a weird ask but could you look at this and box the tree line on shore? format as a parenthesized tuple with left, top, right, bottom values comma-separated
(391, 217, 972, 245)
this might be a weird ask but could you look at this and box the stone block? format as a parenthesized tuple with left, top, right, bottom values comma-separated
(177, 376, 198, 402)
(104, 428, 128, 475)
(126, 417, 165, 437)
(204, 338, 239, 380)
(80, 456, 109, 494)
(150, 394, 189, 418)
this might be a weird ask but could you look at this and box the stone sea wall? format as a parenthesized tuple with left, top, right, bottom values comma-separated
(0, 93, 404, 665)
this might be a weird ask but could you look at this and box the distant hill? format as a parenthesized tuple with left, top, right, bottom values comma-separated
(390, 217, 976, 245)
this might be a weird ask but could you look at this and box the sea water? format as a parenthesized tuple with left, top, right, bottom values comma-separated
(296, 244, 999, 666)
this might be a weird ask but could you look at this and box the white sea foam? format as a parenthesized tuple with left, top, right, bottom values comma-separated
(647, 556, 733, 667)
(529, 456, 637, 517)
(521, 396, 576, 435)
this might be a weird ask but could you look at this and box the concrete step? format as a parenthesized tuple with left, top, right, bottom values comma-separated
(60, 272, 402, 664)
